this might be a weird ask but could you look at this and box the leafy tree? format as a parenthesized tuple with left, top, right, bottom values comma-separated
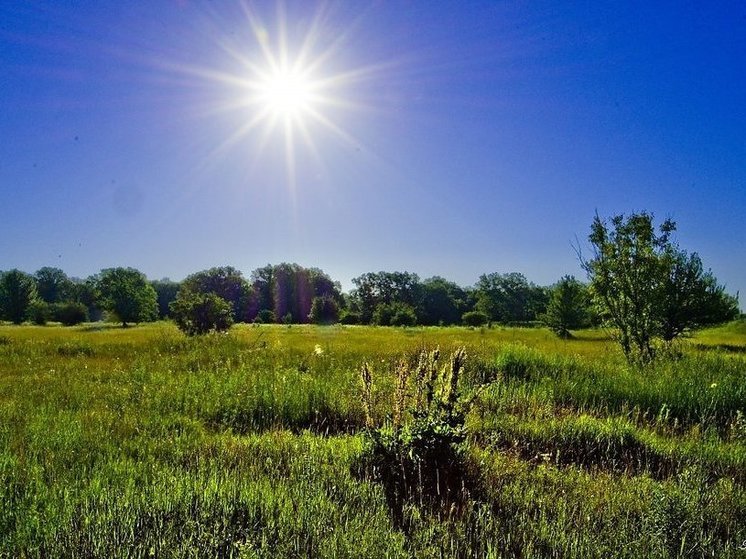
(69, 277, 103, 322)
(475, 272, 547, 324)
(251, 263, 343, 324)
(461, 310, 489, 327)
(95, 268, 158, 327)
(0, 269, 38, 324)
(658, 247, 739, 341)
(350, 271, 422, 324)
(254, 309, 276, 324)
(541, 276, 590, 338)
(34, 267, 73, 304)
(581, 212, 738, 364)
(180, 266, 251, 322)
(170, 292, 233, 335)
(53, 302, 88, 326)
(28, 300, 51, 325)
(373, 301, 417, 326)
(419, 276, 467, 325)
(150, 279, 180, 319)
(309, 295, 340, 325)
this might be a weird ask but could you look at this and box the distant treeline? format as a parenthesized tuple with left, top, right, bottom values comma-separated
(0, 264, 571, 327)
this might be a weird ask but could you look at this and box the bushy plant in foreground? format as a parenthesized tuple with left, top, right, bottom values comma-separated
(358, 348, 479, 528)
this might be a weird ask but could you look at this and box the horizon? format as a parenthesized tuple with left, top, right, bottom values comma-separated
(2, 1, 744, 308)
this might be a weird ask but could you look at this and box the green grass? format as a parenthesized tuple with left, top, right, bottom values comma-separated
(1, 321, 745, 557)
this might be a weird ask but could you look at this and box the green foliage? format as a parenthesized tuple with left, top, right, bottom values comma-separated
(169, 292, 234, 335)
(0, 269, 38, 324)
(150, 278, 180, 319)
(1, 323, 745, 557)
(419, 276, 468, 325)
(254, 308, 276, 324)
(339, 310, 361, 324)
(309, 295, 340, 325)
(351, 271, 422, 324)
(53, 301, 89, 326)
(95, 267, 158, 327)
(27, 300, 51, 325)
(251, 263, 342, 324)
(180, 266, 252, 323)
(462, 310, 489, 327)
(583, 212, 738, 364)
(359, 348, 477, 527)
(541, 275, 590, 338)
(373, 302, 417, 326)
(33, 267, 73, 304)
(475, 272, 548, 324)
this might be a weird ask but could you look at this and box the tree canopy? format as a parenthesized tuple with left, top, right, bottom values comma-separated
(95, 268, 158, 327)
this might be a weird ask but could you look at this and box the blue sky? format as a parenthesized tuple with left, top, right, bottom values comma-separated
(1, 1, 744, 304)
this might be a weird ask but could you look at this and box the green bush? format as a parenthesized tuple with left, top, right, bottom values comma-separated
(373, 302, 417, 327)
(339, 310, 361, 324)
(254, 309, 276, 324)
(170, 292, 234, 336)
(28, 300, 51, 325)
(309, 295, 339, 325)
(358, 348, 477, 527)
(462, 311, 488, 327)
(53, 302, 88, 326)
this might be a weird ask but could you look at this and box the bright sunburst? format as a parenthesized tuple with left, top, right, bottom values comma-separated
(256, 65, 317, 118)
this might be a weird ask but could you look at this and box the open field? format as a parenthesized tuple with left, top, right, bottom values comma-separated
(1, 321, 745, 558)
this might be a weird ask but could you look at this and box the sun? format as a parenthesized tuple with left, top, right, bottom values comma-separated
(257, 65, 317, 119)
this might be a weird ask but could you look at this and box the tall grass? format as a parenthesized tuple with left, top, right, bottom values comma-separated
(0, 322, 745, 557)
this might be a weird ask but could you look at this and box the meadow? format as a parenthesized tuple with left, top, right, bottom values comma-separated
(1, 321, 745, 558)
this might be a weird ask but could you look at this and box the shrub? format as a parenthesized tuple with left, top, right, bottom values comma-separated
(339, 310, 361, 325)
(309, 295, 339, 325)
(358, 348, 478, 528)
(53, 302, 89, 326)
(254, 309, 276, 324)
(169, 292, 234, 336)
(462, 311, 489, 327)
(373, 302, 417, 327)
(28, 300, 51, 325)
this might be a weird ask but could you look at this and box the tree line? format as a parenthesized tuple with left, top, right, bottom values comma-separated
(0, 213, 740, 360)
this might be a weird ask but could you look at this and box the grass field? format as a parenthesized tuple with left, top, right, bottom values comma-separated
(1, 321, 745, 558)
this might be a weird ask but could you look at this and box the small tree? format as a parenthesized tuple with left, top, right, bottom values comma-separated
(170, 292, 233, 335)
(581, 212, 738, 364)
(309, 295, 339, 325)
(541, 276, 590, 338)
(0, 270, 38, 324)
(95, 268, 158, 327)
(462, 310, 489, 327)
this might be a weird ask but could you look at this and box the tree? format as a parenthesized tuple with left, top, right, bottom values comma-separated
(150, 279, 180, 319)
(419, 277, 467, 325)
(95, 268, 158, 327)
(53, 302, 88, 326)
(180, 267, 252, 322)
(350, 271, 422, 324)
(475, 272, 547, 324)
(0, 269, 38, 324)
(34, 267, 73, 304)
(170, 292, 233, 335)
(657, 247, 739, 340)
(541, 276, 590, 338)
(581, 212, 738, 364)
(309, 295, 340, 325)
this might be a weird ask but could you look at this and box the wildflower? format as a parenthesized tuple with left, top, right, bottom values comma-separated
(314, 344, 323, 355)
(710, 382, 718, 389)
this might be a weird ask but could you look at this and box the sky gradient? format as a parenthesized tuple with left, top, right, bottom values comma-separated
(1, 1, 744, 305)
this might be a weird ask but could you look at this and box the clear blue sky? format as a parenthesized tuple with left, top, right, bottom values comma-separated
(1, 1, 744, 305)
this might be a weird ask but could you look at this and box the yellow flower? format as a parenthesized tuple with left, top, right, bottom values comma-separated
(314, 344, 323, 355)
(710, 383, 718, 389)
